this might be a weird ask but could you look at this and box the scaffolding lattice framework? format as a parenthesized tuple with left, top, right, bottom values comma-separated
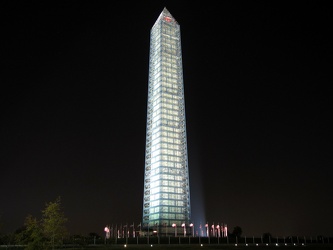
(142, 8, 191, 233)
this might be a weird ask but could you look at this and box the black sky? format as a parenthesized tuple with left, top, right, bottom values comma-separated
(1, 1, 332, 237)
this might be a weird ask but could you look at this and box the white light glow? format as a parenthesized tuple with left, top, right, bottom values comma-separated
(143, 8, 190, 228)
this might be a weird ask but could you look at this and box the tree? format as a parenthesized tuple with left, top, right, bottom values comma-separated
(14, 215, 44, 249)
(42, 197, 68, 249)
(232, 226, 243, 238)
(22, 215, 44, 250)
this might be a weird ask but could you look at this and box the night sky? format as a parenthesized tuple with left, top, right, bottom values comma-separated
(1, 1, 332, 237)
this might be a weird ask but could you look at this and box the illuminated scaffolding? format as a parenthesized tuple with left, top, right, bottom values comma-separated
(143, 8, 191, 234)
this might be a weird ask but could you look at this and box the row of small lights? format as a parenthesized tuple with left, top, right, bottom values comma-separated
(124, 243, 305, 248)
(124, 244, 204, 248)
(235, 243, 305, 247)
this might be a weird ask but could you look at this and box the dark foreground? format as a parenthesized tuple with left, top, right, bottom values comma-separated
(2, 244, 333, 250)
(76, 244, 333, 250)
(2, 236, 333, 249)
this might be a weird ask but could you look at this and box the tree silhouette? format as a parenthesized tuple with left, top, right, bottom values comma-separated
(42, 197, 68, 249)
(23, 215, 44, 250)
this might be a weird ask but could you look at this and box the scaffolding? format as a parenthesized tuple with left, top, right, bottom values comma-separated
(142, 8, 191, 234)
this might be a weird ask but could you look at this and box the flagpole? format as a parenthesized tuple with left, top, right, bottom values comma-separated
(148, 223, 150, 244)
(205, 222, 209, 237)
(138, 222, 141, 237)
